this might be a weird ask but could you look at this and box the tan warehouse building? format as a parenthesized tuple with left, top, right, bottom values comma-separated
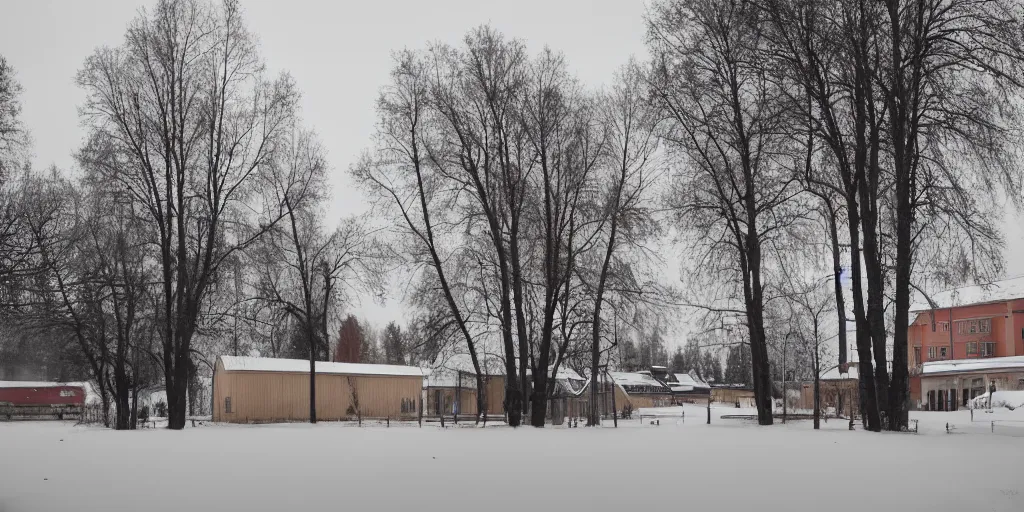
(213, 356, 424, 423)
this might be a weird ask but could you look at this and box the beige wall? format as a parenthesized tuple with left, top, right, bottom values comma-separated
(795, 379, 858, 412)
(213, 360, 422, 423)
(424, 376, 505, 417)
(483, 376, 505, 415)
(712, 388, 756, 407)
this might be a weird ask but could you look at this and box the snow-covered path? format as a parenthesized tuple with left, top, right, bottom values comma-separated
(1, 405, 1022, 512)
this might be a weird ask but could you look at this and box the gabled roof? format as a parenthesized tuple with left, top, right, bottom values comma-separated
(911, 276, 1024, 312)
(673, 373, 710, 388)
(611, 371, 669, 389)
(218, 356, 424, 377)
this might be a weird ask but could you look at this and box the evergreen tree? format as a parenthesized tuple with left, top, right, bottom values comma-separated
(669, 347, 687, 374)
(382, 321, 406, 365)
(724, 344, 753, 386)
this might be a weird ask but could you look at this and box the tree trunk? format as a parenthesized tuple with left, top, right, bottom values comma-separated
(884, 0, 913, 433)
(167, 341, 190, 430)
(113, 367, 131, 430)
(844, 199, 881, 432)
(813, 318, 821, 430)
(826, 207, 848, 369)
(309, 341, 317, 424)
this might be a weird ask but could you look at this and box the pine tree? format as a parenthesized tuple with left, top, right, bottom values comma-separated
(382, 321, 406, 365)
(670, 347, 687, 374)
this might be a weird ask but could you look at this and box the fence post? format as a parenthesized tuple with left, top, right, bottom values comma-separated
(387, 416, 390, 428)
(418, 397, 423, 428)
(706, 394, 711, 425)
(991, 421, 994, 433)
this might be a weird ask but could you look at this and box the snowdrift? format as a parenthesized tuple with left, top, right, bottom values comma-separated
(970, 390, 1024, 411)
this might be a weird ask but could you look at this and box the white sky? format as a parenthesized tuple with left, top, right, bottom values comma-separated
(2, 0, 1022, 344)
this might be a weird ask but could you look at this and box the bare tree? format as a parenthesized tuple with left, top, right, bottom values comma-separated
(522, 48, 604, 427)
(256, 127, 386, 422)
(587, 61, 660, 426)
(648, 0, 808, 425)
(0, 55, 27, 182)
(354, 49, 495, 423)
(0, 55, 33, 289)
(781, 261, 836, 430)
(762, 0, 887, 431)
(76, 0, 299, 429)
(880, 0, 1024, 430)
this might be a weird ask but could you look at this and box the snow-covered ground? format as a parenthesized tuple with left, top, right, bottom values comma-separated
(1, 404, 1022, 512)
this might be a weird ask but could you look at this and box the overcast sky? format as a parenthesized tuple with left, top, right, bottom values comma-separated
(2, 0, 1022, 344)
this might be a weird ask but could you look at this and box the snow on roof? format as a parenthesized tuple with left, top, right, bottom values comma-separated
(429, 353, 505, 376)
(611, 372, 668, 388)
(528, 367, 586, 382)
(673, 373, 710, 388)
(921, 355, 1024, 376)
(911, 275, 1024, 312)
(423, 368, 479, 389)
(820, 366, 858, 381)
(0, 381, 88, 389)
(218, 356, 424, 377)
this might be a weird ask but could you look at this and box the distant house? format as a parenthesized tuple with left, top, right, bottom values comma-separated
(667, 372, 712, 402)
(710, 384, 756, 408)
(907, 276, 1024, 407)
(212, 356, 424, 423)
(610, 370, 674, 412)
(0, 381, 87, 421)
(422, 353, 505, 418)
(796, 364, 861, 415)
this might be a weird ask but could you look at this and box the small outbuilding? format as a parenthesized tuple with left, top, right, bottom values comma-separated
(212, 356, 424, 423)
(0, 381, 87, 421)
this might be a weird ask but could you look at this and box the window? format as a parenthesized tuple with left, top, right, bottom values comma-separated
(981, 342, 996, 357)
(224, 397, 232, 414)
(937, 322, 949, 332)
(979, 318, 992, 334)
(967, 341, 978, 355)
(969, 320, 978, 334)
(939, 347, 948, 359)
(928, 346, 936, 359)
(914, 346, 922, 365)
(957, 321, 968, 335)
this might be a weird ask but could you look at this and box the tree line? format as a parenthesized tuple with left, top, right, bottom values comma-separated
(2, 0, 1021, 432)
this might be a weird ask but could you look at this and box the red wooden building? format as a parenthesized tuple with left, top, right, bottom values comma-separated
(0, 381, 87, 420)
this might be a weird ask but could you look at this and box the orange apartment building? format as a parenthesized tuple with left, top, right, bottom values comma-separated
(907, 276, 1024, 410)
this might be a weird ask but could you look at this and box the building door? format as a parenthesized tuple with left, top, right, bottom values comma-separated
(950, 389, 957, 411)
